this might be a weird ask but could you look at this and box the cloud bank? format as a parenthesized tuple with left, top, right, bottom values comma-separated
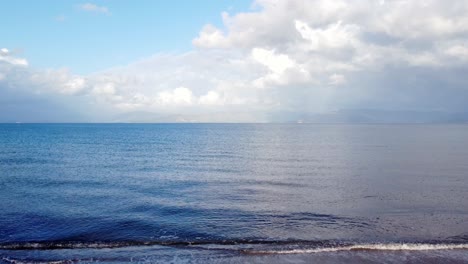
(2, 0, 468, 122)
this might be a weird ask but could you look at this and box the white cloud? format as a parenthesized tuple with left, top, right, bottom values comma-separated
(251, 48, 295, 74)
(4, 0, 468, 122)
(444, 44, 468, 61)
(199, 90, 223, 105)
(192, 24, 229, 48)
(156, 87, 194, 106)
(329, 73, 346, 86)
(295, 20, 360, 51)
(0, 48, 28, 66)
(79, 3, 110, 14)
(28, 68, 87, 95)
(63, 77, 86, 94)
(92, 82, 116, 96)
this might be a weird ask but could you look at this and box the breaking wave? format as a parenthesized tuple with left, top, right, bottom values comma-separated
(1, 240, 468, 254)
(244, 243, 468, 254)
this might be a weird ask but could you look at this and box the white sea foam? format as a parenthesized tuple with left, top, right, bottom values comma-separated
(249, 243, 468, 254)
(2, 257, 69, 264)
(0, 241, 143, 250)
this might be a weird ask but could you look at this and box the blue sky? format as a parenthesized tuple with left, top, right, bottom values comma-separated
(1, 0, 251, 74)
(2, 0, 468, 122)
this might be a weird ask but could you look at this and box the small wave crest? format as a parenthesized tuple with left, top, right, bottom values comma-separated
(0, 241, 200, 250)
(245, 243, 468, 255)
(0, 241, 140, 250)
(1, 257, 70, 264)
(0, 239, 313, 250)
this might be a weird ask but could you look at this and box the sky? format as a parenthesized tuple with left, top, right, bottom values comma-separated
(1, 0, 468, 122)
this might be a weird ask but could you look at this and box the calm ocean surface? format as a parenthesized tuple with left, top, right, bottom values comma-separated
(0, 124, 467, 263)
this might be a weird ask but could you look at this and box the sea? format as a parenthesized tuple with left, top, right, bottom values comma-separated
(0, 123, 467, 263)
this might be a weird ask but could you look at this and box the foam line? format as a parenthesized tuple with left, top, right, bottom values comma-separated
(246, 243, 468, 254)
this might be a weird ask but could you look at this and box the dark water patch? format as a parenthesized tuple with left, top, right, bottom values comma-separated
(446, 234, 468, 242)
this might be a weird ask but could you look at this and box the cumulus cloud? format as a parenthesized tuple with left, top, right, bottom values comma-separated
(0, 52, 108, 122)
(295, 20, 360, 51)
(199, 90, 223, 105)
(251, 48, 295, 74)
(156, 87, 194, 106)
(3, 0, 468, 122)
(192, 0, 468, 112)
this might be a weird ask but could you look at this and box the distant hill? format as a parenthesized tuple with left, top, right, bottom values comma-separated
(268, 109, 468, 124)
(112, 109, 468, 124)
(112, 111, 261, 123)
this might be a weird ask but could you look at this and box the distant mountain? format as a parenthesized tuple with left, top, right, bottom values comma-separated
(111, 109, 468, 124)
(112, 111, 261, 123)
(112, 111, 179, 123)
(270, 109, 468, 124)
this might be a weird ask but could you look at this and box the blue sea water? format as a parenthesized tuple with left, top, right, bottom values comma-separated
(0, 123, 467, 263)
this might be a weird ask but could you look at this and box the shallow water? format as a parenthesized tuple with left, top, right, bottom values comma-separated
(0, 124, 467, 263)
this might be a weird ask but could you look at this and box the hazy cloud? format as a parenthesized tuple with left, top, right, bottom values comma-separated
(79, 3, 110, 14)
(55, 15, 66, 22)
